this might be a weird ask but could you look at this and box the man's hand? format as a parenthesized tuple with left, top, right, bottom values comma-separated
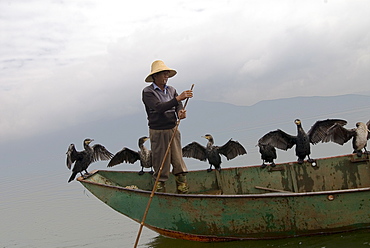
(178, 109, 187, 119)
(176, 90, 193, 101)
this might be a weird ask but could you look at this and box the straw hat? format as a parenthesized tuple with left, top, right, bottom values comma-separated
(145, 60, 177, 82)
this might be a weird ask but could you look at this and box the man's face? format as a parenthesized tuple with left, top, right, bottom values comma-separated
(153, 70, 170, 85)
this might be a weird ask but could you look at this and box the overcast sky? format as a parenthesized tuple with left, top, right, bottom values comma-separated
(1, 0, 370, 142)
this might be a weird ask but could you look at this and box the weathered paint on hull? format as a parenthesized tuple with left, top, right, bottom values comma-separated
(78, 154, 370, 241)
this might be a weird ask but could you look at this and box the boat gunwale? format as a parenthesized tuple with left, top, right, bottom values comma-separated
(77, 172, 370, 199)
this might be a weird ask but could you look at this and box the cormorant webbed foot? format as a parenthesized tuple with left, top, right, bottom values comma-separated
(83, 172, 91, 179)
(138, 170, 145, 176)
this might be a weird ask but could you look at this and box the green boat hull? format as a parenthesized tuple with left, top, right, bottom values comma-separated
(78, 153, 370, 241)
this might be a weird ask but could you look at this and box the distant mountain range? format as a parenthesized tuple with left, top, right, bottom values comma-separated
(2, 94, 369, 176)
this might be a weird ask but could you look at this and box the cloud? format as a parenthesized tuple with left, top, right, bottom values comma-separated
(1, 0, 370, 142)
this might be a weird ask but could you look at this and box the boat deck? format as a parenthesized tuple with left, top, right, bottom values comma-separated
(82, 153, 370, 195)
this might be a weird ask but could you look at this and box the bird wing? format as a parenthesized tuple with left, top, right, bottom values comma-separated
(107, 147, 140, 167)
(217, 139, 247, 160)
(258, 129, 296, 151)
(307, 119, 348, 144)
(92, 144, 114, 162)
(367, 120, 370, 140)
(66, 144, 79, 170)
(182, 142, 207, 161)
(322, 123, 355, 145)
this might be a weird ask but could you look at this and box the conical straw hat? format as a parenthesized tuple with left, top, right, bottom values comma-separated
(145, 60, 177, 82)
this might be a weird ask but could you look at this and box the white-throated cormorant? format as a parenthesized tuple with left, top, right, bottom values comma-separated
(257, 119, 347, 166)
(322, 120, 370, 157)
(66, 138, 113, 183)
(107, 136, 153, 175)
(182, 134, 247, 172)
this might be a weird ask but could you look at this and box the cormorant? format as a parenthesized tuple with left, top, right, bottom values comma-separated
(257, 119, 347, 166)
(257, 143, 277, 168)
(182, 134, 247, 172)
(322, 120, 370, 157)
(66, 138, 113, 183)
(107, 136, 153, 175)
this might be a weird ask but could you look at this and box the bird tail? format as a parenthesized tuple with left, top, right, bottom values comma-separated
(68, 172, 78, 183)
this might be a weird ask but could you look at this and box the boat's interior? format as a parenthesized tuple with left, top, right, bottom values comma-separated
(83, 153, 370, 195)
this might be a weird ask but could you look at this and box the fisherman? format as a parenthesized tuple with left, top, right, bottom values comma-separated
(142, 60, 193, 193)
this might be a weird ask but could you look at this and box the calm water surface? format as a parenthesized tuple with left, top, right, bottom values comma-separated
(1, 166, 369, 248)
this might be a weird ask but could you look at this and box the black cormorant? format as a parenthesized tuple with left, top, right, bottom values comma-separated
(182, 134, 247, 172)
(322, 120, 370, 157)
(107, 136, 153, 175)
(66, 138, 113, 183)
(257, 143, 277, 168)
(257, 119, 347, 166)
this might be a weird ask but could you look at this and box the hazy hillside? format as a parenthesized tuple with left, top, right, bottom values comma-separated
(1, 94, 369, 177)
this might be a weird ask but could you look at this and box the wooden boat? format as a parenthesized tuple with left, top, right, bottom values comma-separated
(77, 153, 370, 241)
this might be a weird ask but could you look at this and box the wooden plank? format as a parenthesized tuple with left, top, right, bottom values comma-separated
(255, 186, 292, 193)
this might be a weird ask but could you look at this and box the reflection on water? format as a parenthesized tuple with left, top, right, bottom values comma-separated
(146, 229, 370, 248)
(1, 166, 369, 248)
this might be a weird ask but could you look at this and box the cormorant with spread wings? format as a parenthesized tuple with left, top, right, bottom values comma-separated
(66, 138, 113, 182)
(107, 136, 153, 175)
(182, 134, 247, 172)
(322, 120, 370, 157)
(258, 119, 347, 166)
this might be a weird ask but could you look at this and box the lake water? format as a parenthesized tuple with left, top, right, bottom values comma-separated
(1, 164, 369, 248)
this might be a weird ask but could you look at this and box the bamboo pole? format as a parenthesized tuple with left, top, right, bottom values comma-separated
(133, 84, 194, 248)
